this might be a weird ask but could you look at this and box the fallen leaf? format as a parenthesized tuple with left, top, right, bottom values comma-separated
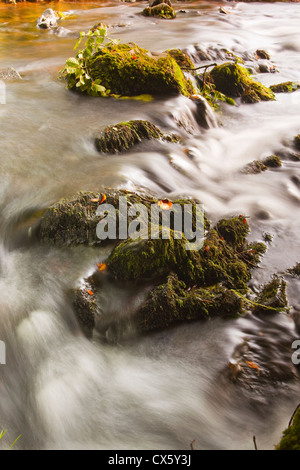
(157, 199, 173, 210)
(90, 198, 99, 203)
(205, 245, 210, 251)
(97, 262, 107, 271)
(100, 194, 106, 204)
(87, 289, 94, 296)
(245, 360, 260, 374)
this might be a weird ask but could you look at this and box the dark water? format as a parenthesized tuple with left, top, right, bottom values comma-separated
(0, 0, 300, 450)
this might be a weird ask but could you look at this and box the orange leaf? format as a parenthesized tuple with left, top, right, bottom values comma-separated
(245, 360, 260, 373)
(87, 289, 94, 296)
(97, 262, 107, 271)
(157, 199, 173, 210)
(205, 245, 210, 251)
(100, 194, 106, 204)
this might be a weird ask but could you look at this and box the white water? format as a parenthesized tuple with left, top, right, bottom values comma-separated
(0, 1, 300, 450)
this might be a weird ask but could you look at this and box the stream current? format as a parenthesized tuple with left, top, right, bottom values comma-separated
(0, 0, 300, 450)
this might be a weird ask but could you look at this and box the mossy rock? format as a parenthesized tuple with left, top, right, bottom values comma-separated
(256, 49, 270, 60)
(276, 408, 300, 450)
(86, 43, 194, 97)
(94, 120, 181, 154)
(287, 262, 300, 277)
(253, 276, 288, 314)
(142, 3, 176, 19)
(242, 155, 282, 174)
(242, 160, 268, 174)
(263, 154, 282, 168)
(208, 62, 275, 103)
(270, 81, 300, 93)
(107, 215, 265, 290)
(133, 273, 243, 332)
(166, 49, 195, 70)
(37, 190, 208, 247)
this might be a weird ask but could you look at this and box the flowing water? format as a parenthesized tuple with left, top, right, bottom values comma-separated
(0, 0, 300, 450)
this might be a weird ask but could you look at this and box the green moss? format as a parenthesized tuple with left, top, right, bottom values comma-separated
(142, 4, 176, 19)
(95, 120, 181, 154)
(86, 43, 195, 97)
(270, 81, 300, 93)
(215, 215, 249, 247)
(287, 262, 300, 277)
(134, 273, 243, 332)
(107, 215, 264, 291)
(276, 408, 300, 450)
(262, 154, 282, 168)
(253, 276, 288, 314)
(208, 62, 275, 103)
(38, 191, 103, 246)
(166, 49, 195, 70)
(256, 49, 270, 60)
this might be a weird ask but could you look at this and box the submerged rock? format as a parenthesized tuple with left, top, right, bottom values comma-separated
(208, 62, 275, 103)
(94, 120, 181, 154)
(86, 43, 195, 97)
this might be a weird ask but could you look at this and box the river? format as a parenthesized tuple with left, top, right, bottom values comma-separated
(0, 0, 300, 450)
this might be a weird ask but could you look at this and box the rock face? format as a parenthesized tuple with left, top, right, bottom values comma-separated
(208, 62, 275, 103)
(86, 43, 195, 97)
(94, 120, 181, 154)
(37, 9, 59, 29)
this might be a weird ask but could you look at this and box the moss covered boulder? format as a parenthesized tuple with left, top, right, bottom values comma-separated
(208, 62, 275, 103)
(95, 120, 181, 154)
(107, 215, 266, 290)
(87, 43, 195, 97)
(133, 273, 243, 332)
(37, 190, 206, 247)
(142, 3, 176, 19)
(276, 407, 300, 450)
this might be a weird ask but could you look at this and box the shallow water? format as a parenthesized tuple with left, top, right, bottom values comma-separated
(0, 0, 300, 450)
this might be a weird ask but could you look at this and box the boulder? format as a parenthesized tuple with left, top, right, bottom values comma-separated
(86, 43, 194, 97)
(37, 9, 59, 29)
(208, 62, 275, 103)
(94, 120, 181, 154)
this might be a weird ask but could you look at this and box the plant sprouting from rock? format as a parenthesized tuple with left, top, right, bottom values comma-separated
(59, 24, 118, 96)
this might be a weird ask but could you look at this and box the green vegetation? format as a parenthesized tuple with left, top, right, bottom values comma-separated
(59, 25, 195, 98)
(270, 81, 300, 93)
(276, 407, 300, 450)
(208, 62, 275, 103)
